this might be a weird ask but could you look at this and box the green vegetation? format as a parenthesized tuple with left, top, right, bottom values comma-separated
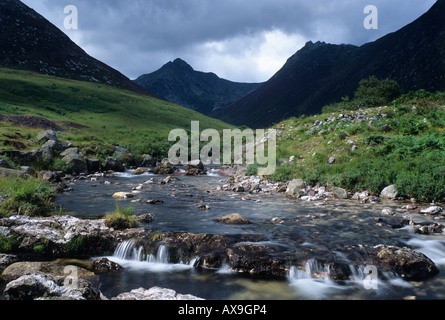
(0, 232, 21, 253)
(0, 177, 57, 217)
(269, 85, 445, 203)
(105, 204, 140, 230)
(322, 76, 402, 113)
(0, 67, 234, 160)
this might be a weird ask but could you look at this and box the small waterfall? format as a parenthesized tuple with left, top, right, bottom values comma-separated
(110, 240, 196, 272)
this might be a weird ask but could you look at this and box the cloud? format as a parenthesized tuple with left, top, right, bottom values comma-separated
(21, 0, 436, 82)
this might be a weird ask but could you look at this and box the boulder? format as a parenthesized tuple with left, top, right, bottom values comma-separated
(133, 167, 149, 175)
(112, 146, 128, 160)
(102, 157, 125, 172)
(286, 179, 306, 199)
(332, 187, 349, 199)
(137, 213, 155, 224)
(91, 258, 123, 274)
(217, 214, 250, 225)
(0, 167, 28, 178)
(141, 154, 156, 167)
(87, 159, 101, 173)
(380, 185, 398, 200)
(1, 261, 95, 283)
(37, 130, 58, 143)
(42, 140, 70, 152)
(3, 274, 103, 300)
(371, 245, 439, 281)
(112, 192, 134, 199)
(34, 145, 53, 161)
(62, 153, 88, 175)
(154, 166, 174, 175)
(111, 287, 203, 300)
(60, 148, 79, 157)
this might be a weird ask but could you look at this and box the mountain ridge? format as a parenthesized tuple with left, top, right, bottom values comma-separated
(220, 0, 445, 128)
(134, 58, 263, 117)
(0, 0, 152, 96)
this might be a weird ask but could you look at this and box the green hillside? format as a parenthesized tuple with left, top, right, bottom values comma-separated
(260, 88, 445, 203)
(0, 67, 234, 159)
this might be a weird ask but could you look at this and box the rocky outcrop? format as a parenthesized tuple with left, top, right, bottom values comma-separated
(3, 274, 103, 300)
(111, 286, 203, 300)
(369, 245, 439, 281)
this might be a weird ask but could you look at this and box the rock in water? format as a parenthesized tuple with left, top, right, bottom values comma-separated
(286, 179, 306, 199)
(217, 214, 250, 225)
(111, 287, 204, 300)
(380, 185, 398, 200)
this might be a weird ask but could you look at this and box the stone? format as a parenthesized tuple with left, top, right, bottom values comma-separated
(113, 146, 128, 160)
(111, 287, 204, 300)
(372, 245, 439, 281)
(60, 148, 79, 157)
(102, 157, 125, 172)
(217, 214, 250, 225)
(285, 179, 306, 199)
(87, 159, 101, 173)
(328, 157, 336, 164)
(154, 166, 174, 175)
(34, 145, 53, 161)
(92, 258, 123, 274)
(0, 167, 28, 178)
(62, 153, 88, 175)
(332, 187, 349, 199)
(133, 167, 148, 175)
(37, 130, 57, 143)
(382, 208, 395, 216)
(112, 192, 134, 199)
(420, 206, 443, 215)
(141, 154, 156, 167)
(137, 213, 155, 224)
(380, 185, 398, 200)
(147, 199, 164, 205)
(3, 274, 103, 300)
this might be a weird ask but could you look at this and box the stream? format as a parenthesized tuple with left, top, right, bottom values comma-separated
(55, 169, 445, 300)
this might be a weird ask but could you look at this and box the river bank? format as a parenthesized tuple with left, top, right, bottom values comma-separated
(1, 165, 445, 300)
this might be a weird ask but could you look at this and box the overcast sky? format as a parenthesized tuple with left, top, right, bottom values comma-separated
(21, 0, 436, 83)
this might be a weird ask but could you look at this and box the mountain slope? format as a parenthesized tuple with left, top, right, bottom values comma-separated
(134, 58, 262, 116)
(0, 0, 150, 95)
(221, 0, 445, 128)
(0, 67, 234, 158)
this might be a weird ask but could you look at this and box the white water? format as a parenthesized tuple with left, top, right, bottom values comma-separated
(406, 238, 445, 266)
(287, 258, 414, 299)
(108, 240, 195, 272)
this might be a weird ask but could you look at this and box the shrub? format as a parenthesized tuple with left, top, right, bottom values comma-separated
(105, 204, 139, 230)
(0, 177, 56, 217)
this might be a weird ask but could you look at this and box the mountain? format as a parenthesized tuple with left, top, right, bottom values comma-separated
(220, 0, 445, 128)
(134, 58, 262, 116)
(0, 0, 150, 95)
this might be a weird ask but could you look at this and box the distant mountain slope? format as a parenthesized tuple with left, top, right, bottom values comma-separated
(134, 58, 262, 116)
(0, 0, 150, 95)
(221, 0, 445, 128)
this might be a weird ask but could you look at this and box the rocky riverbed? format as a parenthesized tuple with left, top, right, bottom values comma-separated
(1, 165, 445, 300)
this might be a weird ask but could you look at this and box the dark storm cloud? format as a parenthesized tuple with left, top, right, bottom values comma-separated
(21, 0, 436, 82)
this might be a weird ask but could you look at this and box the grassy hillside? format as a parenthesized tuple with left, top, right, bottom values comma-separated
(261, 89, 445, 203)
(0, 67, 234, 159)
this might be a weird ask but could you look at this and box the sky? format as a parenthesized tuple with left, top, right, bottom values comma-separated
(21, 0, 436, 83)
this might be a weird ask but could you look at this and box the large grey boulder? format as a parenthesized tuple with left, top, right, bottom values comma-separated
(3, 274, 103, 300)
(285, 179, 306, 199)
(111, 287, 204, 300)
(102, 157, 125, 172)
(62, 153, 88, 174)
(380, 185, 398, 200)
(332, 187, 349, 199)
(37, 130, 58, 143)
(141, 154, 156, 167)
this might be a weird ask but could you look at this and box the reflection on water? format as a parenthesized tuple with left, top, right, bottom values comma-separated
(56, 170, 445, 300)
